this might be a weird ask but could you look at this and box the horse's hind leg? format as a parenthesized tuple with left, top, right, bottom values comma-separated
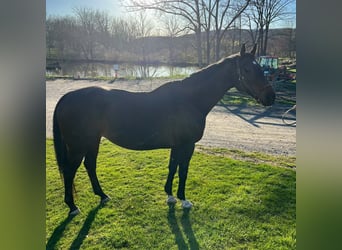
(64, 153, 83, 216)
(84, 141, 110, 204)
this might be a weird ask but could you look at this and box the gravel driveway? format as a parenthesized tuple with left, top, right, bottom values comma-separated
(46, 79, 296, 156)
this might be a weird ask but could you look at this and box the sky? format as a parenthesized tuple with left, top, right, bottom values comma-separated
(46, 0, 296, 28)
(46, 0, 124, 17)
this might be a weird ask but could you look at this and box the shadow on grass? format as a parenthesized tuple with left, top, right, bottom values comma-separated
(46, 205, 101, 250)
(69, 205, 101, 249)
(46, 213, 76, 249)
(167, 204, 199, 250)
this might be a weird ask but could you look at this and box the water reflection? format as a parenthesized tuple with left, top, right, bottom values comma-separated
(46, 62, 197, 79)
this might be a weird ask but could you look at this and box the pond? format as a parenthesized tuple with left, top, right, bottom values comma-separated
(46, 61, 198, 79)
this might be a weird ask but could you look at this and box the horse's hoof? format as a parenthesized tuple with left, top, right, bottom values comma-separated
(166, 195, 177, 204)
(101, 196, 111, 205)
(69, 207, 81, 216)
(181, 200, 193, 209)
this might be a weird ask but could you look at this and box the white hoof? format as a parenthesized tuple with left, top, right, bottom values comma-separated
(101, 196, 111, 204)
(69, 208, 81, 216)
(166, 195, 177, 204)
(181, 200, 193, 209)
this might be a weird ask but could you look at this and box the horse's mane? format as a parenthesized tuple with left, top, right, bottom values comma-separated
(152, 53, 240, 94)
(181, 53, 239, 88)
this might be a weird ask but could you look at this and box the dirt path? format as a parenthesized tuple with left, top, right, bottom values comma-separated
(46, 79, 296, 156)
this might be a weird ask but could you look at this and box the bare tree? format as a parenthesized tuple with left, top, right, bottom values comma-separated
(162, 15, 188, 64)
(73, 7, 99, 60)
(135, 10, 154, 62)
(126, 0, 251, 65)
(47, 2, 294, 64)
(214, 0, 250, 60)
(111, 17, 139, 53)
(126, 0, 204, 66)
(200, 0, 215, 65)
(94, 10, 112, 57)
(198, 0, 251, 63)
(132, 11, 156, 77)
(249, 0, 295, 55)
(46, 16, 81, 60)
(72, 7, 121, 60)
(241, 4, 258, 45)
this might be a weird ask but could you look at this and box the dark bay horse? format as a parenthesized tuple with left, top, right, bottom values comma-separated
(53, 44, 275, 215)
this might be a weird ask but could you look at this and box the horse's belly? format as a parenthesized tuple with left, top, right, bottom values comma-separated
(103, 129, 170, 150)
(103, 117, 205, 150)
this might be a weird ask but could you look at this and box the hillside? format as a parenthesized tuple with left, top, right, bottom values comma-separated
(126, 28, 295, 64)
(47, 28, 295, 66)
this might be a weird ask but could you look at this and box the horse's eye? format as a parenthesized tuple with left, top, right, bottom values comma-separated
(244, 67, 250, 73)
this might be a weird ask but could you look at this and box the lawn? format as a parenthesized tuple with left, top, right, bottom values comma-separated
(220, 81, 296, 107)
(46, 139, 296, 249)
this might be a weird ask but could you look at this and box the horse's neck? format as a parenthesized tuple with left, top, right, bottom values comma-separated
(184, 57, 237, 115)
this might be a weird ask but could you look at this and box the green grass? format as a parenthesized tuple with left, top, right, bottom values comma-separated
(220, 82, 296, 107)
(46, 139, 296, 249)
(219, 89, 259, 106)
(196, 146, 296, 169)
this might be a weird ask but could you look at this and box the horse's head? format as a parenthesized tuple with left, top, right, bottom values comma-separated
(234, 44, 275, 106)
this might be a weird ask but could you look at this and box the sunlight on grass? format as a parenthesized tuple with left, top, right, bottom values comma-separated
(46, 139, 295, 249)
(220, 89, 259, 106)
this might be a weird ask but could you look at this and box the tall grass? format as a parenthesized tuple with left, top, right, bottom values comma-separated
(46, 139, 295, 249)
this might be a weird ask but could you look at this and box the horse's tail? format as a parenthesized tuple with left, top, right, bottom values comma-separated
(53, 107, 67, 175)
(53, 103, 77, 197)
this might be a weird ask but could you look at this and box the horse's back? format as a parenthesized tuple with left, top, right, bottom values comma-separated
(54, 86, 158, 146)
(54, 86, 206, 150)
(55, 87, 109, 118)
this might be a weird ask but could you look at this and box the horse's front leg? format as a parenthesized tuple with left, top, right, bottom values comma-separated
(164, 143, 195, 208)
(164, 149, 179, 204)
(177, 143, 195, 208)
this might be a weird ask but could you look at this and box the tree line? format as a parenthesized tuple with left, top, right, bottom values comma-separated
(46, 0, 295, 67)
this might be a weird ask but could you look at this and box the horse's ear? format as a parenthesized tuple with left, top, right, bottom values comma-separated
(250, 44, 257, 56)
(240, 43, 246, 56)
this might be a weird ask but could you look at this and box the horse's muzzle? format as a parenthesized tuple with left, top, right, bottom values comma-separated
(259, 86, 276, 106)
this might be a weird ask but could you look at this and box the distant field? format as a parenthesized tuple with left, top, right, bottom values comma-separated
(46, 139, 296, 249)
